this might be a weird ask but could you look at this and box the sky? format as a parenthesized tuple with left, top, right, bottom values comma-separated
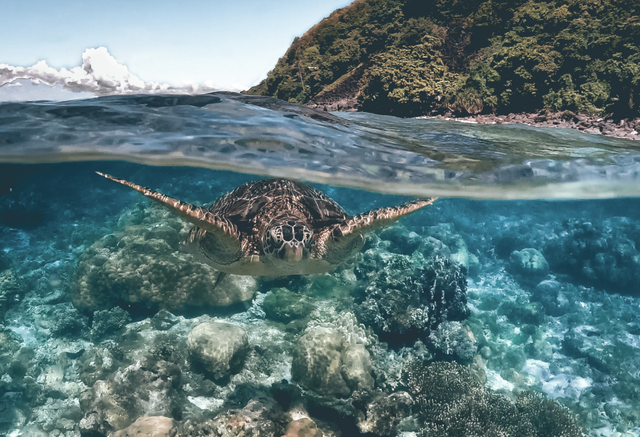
(0, 0, 353, 99)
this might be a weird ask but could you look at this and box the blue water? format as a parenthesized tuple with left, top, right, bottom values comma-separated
(1, 94, 640, 436)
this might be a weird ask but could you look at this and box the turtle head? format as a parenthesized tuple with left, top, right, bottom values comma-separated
(262, 219, 313, 263)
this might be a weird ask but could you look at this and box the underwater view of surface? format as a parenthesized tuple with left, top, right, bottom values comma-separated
(1, 93, 640, 437)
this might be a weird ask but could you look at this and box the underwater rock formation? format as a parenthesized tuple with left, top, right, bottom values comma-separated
(492, 217, 640, 296)
(354, 243, 469, 344)
(180, 393, 287, 437)
(427, 321, 477, 363)
(291, 325, 374, 397)
(72, 205, 257, 313)
(426, 223, 480, 277)
(531, 280, 574, 317)
(113, 415, 177, 437)
(90, 307, 131, 341)
(187, 321, 249, 380)
(282, 417, 323, 437)
(509, 248, 550, 279)
(545, 219, 640, 296)
(356, 391, 414, 435)
(262, 288, 316, 325)
(0, 269, 23, 319)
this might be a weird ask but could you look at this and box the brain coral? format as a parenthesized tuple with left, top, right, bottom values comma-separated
(292, 312, 375, 397)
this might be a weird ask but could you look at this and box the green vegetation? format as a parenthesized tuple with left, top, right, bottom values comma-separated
(247, 0, 640, 118)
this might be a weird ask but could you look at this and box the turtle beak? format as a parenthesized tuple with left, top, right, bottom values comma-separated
(280, 243, 304, 262)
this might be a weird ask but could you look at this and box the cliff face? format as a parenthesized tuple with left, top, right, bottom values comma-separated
(246, 0, 640, 118)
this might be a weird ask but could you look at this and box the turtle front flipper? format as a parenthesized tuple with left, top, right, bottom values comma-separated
(96, 172, 242, 253)
(316, 198, 437, 264)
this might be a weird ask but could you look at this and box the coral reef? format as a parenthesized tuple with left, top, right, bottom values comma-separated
(509, 248, 550, 279)
(545, 219, 640, 296)
(0, 269, 23, 318)
(356, 391, 413, 435)
(427, 321, 477, 363)
(282, 417, 323, 437)
(187, 321, 249, 380)
(113, 415, 177, 437)
(354, 245, 469, 344)
(403, 359, 585, 437)
(90, 307, 131, 341)
(72, 205, 257, 313)
(262, 288, 316, 325)
(426, 223, 480, 277)
(291, 320, 374, 397)
(180, 392, 287, 437)
(3, 164, 640, 436)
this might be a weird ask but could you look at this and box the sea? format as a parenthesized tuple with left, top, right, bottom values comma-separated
(0, 92, 639, 436)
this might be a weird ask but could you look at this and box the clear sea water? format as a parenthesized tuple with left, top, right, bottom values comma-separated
(1, 93, 640, 436)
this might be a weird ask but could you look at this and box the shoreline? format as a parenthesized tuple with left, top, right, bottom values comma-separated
(307, 98, 640, 141)
(418, 112, 640, 141)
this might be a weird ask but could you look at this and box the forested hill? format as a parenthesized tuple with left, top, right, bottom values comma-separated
(246, 0, 640, 118)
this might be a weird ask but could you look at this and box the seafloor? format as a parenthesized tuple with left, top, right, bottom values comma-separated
(1, 162, 640, 437)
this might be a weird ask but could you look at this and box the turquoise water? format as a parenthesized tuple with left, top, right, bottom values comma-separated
(1, 94, 640, 436)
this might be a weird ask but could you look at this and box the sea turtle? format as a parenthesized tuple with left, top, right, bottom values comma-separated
(97, 173, 436, 277)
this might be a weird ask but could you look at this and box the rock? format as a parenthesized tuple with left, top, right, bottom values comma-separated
(150, 309, 180, 331)
(0, 324, 21, 356)
(27, 398, 83, 435)
(90, 307, 132, 341)
(426, 223, 473, 271)
(544, 218, 640, 296)
(468, 253, 480, 277)
(531, 280, 573, 317)
(79, 345, 121, 387)
(498, 301, 545, 326)
(357, 392, 414, 435)
(113, 416, 177, 437)
(340, 343, 375, 392)
(187, 321, 249, 380)
(354, 249, 469, 344)
(262, 288, 315, 324)
(428, 321, 477, 363)
(292, 327, 350, 397)
(79, 380, 132, 436)
(32, 302, 88, 337)
(419, 236, 452, 259)
(0, 269, 22, 316)
(378, 225, 423, 255)
(283, 417, 323, 437)
(509, 248, 549, 278)
(291, 325, 374, 397)
(181, 395, 285, 436)
(72, 205, 257, 313)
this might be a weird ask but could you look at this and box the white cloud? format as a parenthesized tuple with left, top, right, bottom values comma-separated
(0, 47, 219, 96)
(0, 79, 94, 102)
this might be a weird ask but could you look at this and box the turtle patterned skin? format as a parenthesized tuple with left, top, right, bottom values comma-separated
(97, 173, 436, 277)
